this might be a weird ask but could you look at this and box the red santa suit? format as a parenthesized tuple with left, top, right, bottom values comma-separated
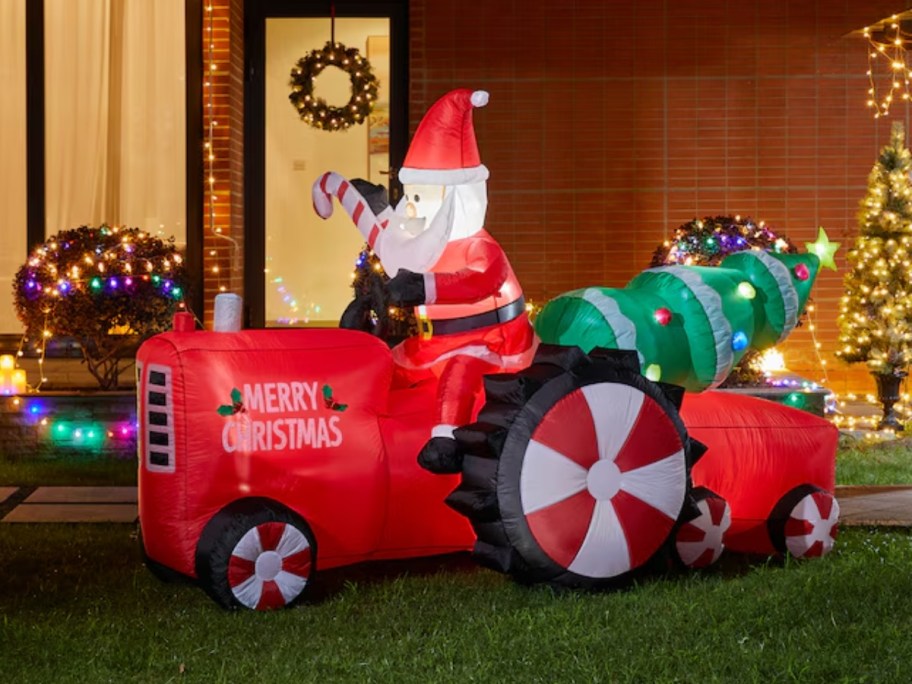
(388, 89, 538, 442)
(391, 228, 536, 431)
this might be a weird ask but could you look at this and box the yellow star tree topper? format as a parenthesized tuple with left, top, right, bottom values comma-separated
(805, 227, 839, 271)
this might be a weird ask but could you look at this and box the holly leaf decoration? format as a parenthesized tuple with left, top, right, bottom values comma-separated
(217, 387, 245, 416)
(322, 384, 348, 412)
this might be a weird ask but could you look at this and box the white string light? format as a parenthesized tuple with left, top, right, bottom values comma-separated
(864, 15, 912, 118)
(205, 3, 240, 296)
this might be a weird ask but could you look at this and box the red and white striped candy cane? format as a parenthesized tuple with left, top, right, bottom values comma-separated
(312, 171, 389, 250)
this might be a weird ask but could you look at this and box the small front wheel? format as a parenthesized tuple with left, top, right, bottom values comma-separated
(196, 499, 316, 610)
(673, 487, 731, 569)
(768, 485, 839, 559)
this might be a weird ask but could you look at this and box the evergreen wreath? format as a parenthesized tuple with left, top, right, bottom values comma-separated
(288, 41, 380, 132)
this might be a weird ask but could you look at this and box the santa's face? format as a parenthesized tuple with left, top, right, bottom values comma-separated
(371, 183, 453, 275)
(396, 184, 447, 236)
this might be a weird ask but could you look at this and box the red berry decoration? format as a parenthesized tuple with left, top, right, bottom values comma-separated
(794, 263, 810, 281)
(654, 307, 672, 326)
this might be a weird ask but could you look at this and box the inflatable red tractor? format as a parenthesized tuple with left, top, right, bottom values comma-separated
(137, 323, 839, 611)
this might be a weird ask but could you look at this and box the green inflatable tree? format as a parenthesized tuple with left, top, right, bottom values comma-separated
(535, 247, 827, 393)
(836, 121, 912, 430)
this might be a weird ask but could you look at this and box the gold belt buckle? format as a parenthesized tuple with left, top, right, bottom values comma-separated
(417, 306, 433, 340)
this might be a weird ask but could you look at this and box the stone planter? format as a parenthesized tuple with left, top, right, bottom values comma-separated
(0, 390, 137, 460)
(873, 371, 906, 432)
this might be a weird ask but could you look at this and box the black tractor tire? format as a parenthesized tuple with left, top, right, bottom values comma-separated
(448, 344, 703, 589)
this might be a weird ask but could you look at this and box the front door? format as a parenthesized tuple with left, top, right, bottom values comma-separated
(245, 0, 408, 327)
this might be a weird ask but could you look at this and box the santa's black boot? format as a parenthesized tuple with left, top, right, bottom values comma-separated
(417, 436, 465, 474)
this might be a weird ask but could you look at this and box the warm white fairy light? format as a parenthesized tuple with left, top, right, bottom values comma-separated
(863, 15, 912, 118)
(204, 2, 241, 305)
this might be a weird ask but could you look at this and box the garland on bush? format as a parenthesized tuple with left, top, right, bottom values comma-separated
(650, 215, 799, 267)
(289, 41, 379, 132)
(13, 225, 188, 390)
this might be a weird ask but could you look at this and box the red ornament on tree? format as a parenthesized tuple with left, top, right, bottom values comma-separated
(654, 307, 672, 326)
(794, 263, 810, 281)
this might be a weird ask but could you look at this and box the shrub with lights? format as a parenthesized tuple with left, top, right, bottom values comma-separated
(837, 122, 912, 430)
(650, 215, 799, 268)
(341, 244, 416, 344)
(14, 225, 188, 390)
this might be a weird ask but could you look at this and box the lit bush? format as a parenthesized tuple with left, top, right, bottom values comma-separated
(13, 225, 188, 389)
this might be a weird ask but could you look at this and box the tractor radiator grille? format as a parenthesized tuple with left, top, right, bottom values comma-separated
(144, 364, 175, 473)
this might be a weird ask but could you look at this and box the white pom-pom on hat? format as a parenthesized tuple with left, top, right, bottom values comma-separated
(471, 90, 490, 108)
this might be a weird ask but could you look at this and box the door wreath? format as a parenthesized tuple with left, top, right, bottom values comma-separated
(289, 41, 380, 132)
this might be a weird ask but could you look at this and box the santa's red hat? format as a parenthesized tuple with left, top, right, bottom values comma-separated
(398, 89, 489, 186)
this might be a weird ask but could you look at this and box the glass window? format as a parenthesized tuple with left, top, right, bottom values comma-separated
(44, 0, 186, 246)
(0, 0, 27, 334)
(265, 17, 391, 325)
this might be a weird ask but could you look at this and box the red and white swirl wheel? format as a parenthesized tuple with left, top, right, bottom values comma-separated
(228, 521, 313, 610)
(675, 489, 731, 569)
(519, 382, 687, 580)
(782, 489, 840, 559)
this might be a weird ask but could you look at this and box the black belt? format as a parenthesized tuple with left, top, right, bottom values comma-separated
(418, 296, 526, 339)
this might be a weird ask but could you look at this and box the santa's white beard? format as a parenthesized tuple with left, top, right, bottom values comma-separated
(376, 191, 455, 274)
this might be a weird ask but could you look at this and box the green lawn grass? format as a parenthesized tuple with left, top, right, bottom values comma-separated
(836, 437, 912, 486)
(0, 455, 136, 487)
(1, 436, 911, 681)
(3, 433, 911, 488)
(1, 524, 910, 683)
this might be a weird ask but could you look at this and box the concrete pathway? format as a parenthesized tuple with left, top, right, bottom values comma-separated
(0, 485, 909, 527)
(836, 485, 912, 527)
(1, 486, 137, 523)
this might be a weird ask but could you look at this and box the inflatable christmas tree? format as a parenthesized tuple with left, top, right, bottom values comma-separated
(535, 239, 835, 393)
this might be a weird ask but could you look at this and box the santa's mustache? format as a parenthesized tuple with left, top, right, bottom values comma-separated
(381, 191, 454, 273)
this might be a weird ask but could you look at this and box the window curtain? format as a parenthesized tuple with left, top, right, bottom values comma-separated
(44, 0, 186, 245)
(0, 0, 28, 334)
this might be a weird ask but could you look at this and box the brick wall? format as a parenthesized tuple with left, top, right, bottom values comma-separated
(207, 0, 912, 397)
(408, 0, 912, 396)
(202, 0, 245, 329)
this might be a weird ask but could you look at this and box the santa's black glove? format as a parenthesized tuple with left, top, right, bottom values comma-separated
(350, 178, 390, 215)
(387, 269, 426, 306)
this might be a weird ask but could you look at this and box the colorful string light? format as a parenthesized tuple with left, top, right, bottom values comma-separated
(3, 396, 137, 454)
(13, 224, 187, 390)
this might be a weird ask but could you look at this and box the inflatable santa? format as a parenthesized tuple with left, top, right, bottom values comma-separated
(313, 89, 537, 471)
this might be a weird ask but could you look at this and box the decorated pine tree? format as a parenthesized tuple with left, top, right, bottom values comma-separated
(536, 247, 825, 393)
(836, 121, 912, 430)
(340, 244, 416, 344)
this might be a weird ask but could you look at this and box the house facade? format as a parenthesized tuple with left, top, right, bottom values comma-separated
(4, 0, 912, 395)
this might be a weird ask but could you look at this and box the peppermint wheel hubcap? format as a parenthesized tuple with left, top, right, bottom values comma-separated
(676, 493, 731, 568)
(518, 382, 686, 579)
(784, 490, 840, 558)
(228, 521, 312, 610)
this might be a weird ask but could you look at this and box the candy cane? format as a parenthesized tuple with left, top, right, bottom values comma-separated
(312, 171, 389, 250)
